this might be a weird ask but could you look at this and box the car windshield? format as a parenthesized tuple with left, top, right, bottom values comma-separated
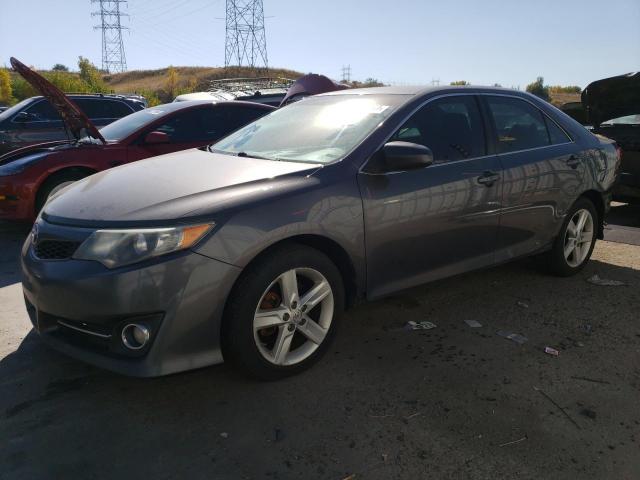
(211, 94, 409, 164)
(0, 98, 34, 121)
(601, 114, 640, 126)
(99, 107, 170, 141)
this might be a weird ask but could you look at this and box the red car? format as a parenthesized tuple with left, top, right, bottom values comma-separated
(0, 58, 274, 222)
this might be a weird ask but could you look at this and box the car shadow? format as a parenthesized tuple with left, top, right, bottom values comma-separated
(1, 255, 639, 479)
(606, 203, 640, 228)
(0, 224, 28, 288)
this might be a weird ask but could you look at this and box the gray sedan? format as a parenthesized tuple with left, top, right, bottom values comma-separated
(21, 86, 620, 379)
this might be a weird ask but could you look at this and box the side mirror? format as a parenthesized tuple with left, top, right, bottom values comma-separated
(144, 131, 170, 144)
(381, 141, 433, 172)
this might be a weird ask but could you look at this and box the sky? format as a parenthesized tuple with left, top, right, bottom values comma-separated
(1, 0, 639, 88)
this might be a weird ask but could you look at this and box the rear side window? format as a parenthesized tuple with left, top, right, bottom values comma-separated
(74, 99, 133, 119)
(486, 96, 551, 153)
(545, 117, 571, 144)
(24, 100, 61, 121)
(225, 107, 271, 133)
(390, 95, 485, 163)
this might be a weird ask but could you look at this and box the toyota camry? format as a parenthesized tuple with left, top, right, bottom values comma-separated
(21, 86, 619, 379)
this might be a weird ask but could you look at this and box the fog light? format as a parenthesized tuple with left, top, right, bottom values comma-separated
(121, 323, 150, 350)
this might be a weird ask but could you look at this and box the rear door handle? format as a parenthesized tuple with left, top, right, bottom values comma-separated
(566, 155, 580, 169)
(477, 171, 500, 186)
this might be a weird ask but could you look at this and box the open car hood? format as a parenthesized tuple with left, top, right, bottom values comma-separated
(582, 72, 640, 126)
(280, 74, 349, 106)
(10, 57, 105, 144)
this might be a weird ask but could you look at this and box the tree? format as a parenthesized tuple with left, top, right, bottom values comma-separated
(526, 76, 550, 101)
(450, 80, 469, 86)
(0, 68, 13, 105)
(165, 66, 179, 100)
(77, 56, 106, 92)
(52, 64, 69, 72)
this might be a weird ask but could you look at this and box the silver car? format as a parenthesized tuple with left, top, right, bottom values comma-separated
(21, 86, 620, 379)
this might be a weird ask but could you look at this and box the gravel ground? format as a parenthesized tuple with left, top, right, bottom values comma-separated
(1, 206, 639, 480)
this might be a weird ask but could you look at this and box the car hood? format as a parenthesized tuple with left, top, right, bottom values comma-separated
(582, 72, 640, 126)
(0, 140, 73, 166)
(10, 57, 106, 144)
(43, 148, 321, 226)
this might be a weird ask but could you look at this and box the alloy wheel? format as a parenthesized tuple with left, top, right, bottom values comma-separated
(563, 208, 594, 268)
(253, 268, 334, 366)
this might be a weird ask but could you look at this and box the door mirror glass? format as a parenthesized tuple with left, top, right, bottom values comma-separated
(144, 131, 170, 144)
(381, 141, 433, 172)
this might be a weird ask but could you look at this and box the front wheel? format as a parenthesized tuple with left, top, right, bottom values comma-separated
(222, 244, 344, 380)
(546, 197, 598, 276)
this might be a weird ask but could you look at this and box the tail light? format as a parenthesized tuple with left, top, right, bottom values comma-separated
(615, 144, 622, 161)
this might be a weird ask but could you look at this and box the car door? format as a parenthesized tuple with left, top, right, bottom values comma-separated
(11, 99, 67, 145)
(358, 94, 503, 298)
(480, 95, 584, 262)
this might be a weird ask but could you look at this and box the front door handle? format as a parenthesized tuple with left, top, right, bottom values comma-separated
(477, 171, 500, 186)
(566, 155, 580, 169)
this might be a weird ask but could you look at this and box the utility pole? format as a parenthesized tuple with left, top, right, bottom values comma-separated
(225, 0, 268, 69)
(341, 65, 351, 83)
(91, 0, 128, 73)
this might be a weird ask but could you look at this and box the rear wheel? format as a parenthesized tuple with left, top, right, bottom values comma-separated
(223, 244, 344, 380)
(546, 197, 598, 276)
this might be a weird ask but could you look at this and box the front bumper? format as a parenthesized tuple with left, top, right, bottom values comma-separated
(20, 221, 242, 377)
(0, 171, 38, 221)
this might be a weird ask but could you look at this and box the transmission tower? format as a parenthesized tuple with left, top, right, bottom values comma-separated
(341, 65, 351, 83)
(225, 0, 268, 69)
(91, 0, 128, 73)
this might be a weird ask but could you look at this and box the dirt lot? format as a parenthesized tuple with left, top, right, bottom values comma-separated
(1, 205, 639, 480)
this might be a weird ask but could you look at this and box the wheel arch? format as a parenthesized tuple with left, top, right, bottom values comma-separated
(579, 190, 605, 239)
(225, 234, 361, 312)
(35, 166, 98, 215)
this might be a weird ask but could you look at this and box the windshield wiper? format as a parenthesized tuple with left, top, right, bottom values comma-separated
(236, 151, 274, 160)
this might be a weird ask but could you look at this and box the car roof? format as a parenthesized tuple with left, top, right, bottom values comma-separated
(144, 100, 274, 114)
(319, 85, 527, 97)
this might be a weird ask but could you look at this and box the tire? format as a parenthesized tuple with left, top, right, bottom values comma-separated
(222, 244, 344, 380)
(546, 197, 598, 277)
(35, 171, 89, 214)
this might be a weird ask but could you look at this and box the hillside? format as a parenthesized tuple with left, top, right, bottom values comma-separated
(104, 66, 306, 96)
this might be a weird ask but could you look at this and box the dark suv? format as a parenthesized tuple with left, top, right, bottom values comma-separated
(0, 94, 145, 155)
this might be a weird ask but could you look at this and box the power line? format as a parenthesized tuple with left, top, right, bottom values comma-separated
(225, 0, 268, 69)
(91, 0, 128, 73)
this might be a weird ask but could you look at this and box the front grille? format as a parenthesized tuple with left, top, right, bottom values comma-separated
(34, 240, 79, 260)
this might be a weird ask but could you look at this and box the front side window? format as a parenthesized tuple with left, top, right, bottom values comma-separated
(152, 109, 205, 143)
(24, 100, 61, 122)
(389, 95, 486, 163)
(486, 96, 551, 153)
(211, 94, 409, 164)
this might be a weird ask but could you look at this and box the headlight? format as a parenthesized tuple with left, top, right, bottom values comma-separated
(73, 223, 214, 268)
